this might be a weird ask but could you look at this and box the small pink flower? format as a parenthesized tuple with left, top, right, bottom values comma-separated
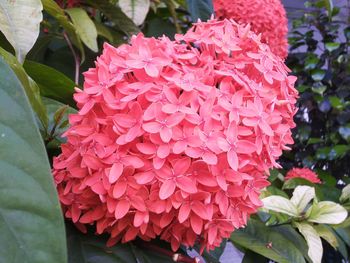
(213, 0, 288, 58)
(285, 168, 322, 184)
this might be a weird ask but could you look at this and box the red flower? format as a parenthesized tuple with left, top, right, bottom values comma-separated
(53, 19, 298, 252)
(213, 0, 289, 58)
(285, 168, 322, 184)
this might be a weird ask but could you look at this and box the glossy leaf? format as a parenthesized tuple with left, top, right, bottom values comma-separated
(295, 223, 322, 263)
(230, 219, 306, 263)
(186, 0, 213, 22)
(24, 60, 76, 107)
(0, 56, 67, 263)
(262, 196, 298, 217)
(314, 225, 338, 249)
(41, 0, 85, 61)
(291, 186, 315, 213)
(340, 184, 350, 203)
(86, 0, 140, 37)
(0, 47, 48, 128)
(0, 0, 43, 63)
(66, 8, 98, 52)
(66, 223, 175, 263)
(119, 0, 150, 26)
(306, 201, 348, 224)
(283, 178, 315, 190)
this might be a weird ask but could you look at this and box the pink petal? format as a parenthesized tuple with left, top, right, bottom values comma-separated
(157, 144, 170, 158)
(160, 127, 172, 143)
(173, 157, 191, 175)
(191, 202, 209, 220)
(130, 196, 146, 211)
(190, 214, 203, 235)
(227, 149, 238, 170)
(159, 180, 176, 200)
(142, 122, 162, 133)
(236, 140, 257, 154)
(134, 171, 155, 184)
(167, 113, 185, 127)
(109, 162, 123, 184)
(173, 140, 187, 154)
(136, 142, 157, 155)
(178, 203, 191, 223)
(202, 152, 218, 165)
(115, 199, 130, 219)
(176, 176, 197, 194)
(112, 180, 127, 198)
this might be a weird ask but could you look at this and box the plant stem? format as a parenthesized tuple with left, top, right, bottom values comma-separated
(63, 32, 80, 84)
(164, 0, 182, 34)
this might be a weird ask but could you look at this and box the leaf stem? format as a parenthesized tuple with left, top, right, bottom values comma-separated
(63, 32, 80, 84)
(164, 0, 182, 34)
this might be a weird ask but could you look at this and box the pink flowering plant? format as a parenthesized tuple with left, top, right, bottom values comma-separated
(1, 1, 349, 263)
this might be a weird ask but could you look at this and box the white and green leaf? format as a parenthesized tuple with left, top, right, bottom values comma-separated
(306, 201, 348, 224)
(340, 184, 350, 202)
(291, 186, 315, 213)
(0, 0, 43, 63)
(262, 196, 298, 217)
(119, 0, 150, 26)
(295, 222, 322, 263)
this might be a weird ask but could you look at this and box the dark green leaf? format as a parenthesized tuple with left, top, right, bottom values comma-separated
(86, 0, 140, 37)
(186, 0, 214, 22)
(283, 178, 315, 190)
(0, 47, 48, 128)
(66, 224, 175, 263)
(242, 250, 268, 263)
(230, 219, 306, 263)
(42, 0, 85, 61)
(23, 61, 76, 107)
(0, 56, 67, 263)
(311, 69, 326, 81)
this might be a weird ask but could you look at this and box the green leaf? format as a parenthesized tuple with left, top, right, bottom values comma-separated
(42, 0, 85, 61)
(119, 0, 150, 26)
(340, 184, 350, 203)
(186, 0, 213, 22)
(66, 223, 175, 263)
(325, 42, 340, 52)
(272, 225, 311, 262)
(86, 0, 140, 37)
(311, 69, 325, 81)
(43, 98, 76, 143)
(66, 8, 98, 52)
(295, 223, 322, 263)
(306, 201, 348, 224)
(23, 60, 76, 107)
(324, 0, 334, 17)
(0, 0, 43, 63)
(94, 21, 114, 43)
(242, 250, 268, 263)
(262, 196, 298, 217)
(283, 178, 315, 190)
(314, 225, 338, 249)
(291, 186, 315, 213)
(0, 56, 67, 263)
(0, 47, 48, 129)
(230, 219, 306, 263)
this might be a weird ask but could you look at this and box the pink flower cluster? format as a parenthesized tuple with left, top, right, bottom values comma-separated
(53, 19, 298, 251)
(285, 168, 321, 184)
(213, 0, 289, 59)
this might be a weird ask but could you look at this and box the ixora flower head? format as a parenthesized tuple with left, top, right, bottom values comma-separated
(285, 168, 322, 184)
(213, 0, 288, 59)
(53, 18, 298, 252)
